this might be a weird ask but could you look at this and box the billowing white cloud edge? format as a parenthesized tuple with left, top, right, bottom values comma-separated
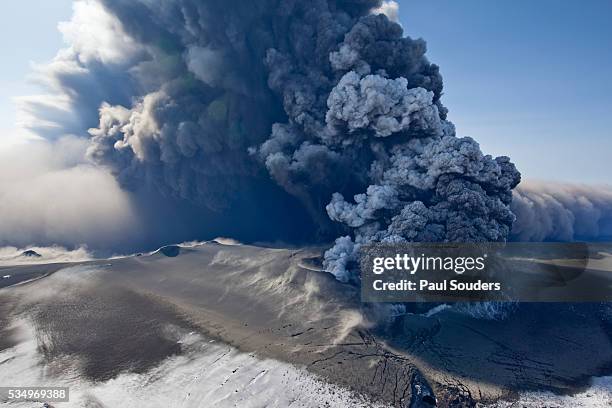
(371, 1, 400, 23)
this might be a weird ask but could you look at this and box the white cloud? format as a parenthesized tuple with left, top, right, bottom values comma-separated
(58, 0, 143, 65)
(371, 1, 400, 23)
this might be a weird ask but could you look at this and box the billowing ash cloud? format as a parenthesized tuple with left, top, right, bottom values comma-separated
(0, 137, 141, 251)
(511, 181, 612, 242)
(15, 0, 526, 279)
(249, 5, 521, 281)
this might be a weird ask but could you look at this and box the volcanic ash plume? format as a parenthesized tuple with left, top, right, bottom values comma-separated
(251, 7, 521, 281)
(19, 0, 521, 278)
(511, 181, 612, 242)
(0, 137, 141, 250)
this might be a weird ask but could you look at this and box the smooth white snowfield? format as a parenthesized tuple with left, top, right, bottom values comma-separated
(0, 321, 387, 408)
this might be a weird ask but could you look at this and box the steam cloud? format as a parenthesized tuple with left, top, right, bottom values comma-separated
(6, 0, 611, 279)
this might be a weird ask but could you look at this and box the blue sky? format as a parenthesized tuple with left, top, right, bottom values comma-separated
(0, 1, 73, 141)
(399, 0, 612, 184)
(0, 0, 610, 183)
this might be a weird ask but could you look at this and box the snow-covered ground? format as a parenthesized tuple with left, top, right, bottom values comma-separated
(0, 320, 387, 408)
(0, 246, 91, 266)
(486, 378, 612, 408)
(2, 319, 610, 407)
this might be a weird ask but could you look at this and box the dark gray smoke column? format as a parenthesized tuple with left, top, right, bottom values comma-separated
(253, 8, 522, 281)
(30, 0, 520, 269)
(80, 0, 404, 242)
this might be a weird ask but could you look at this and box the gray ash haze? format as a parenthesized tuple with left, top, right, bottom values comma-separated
(511, 181, 612, 242)
(1, 0, 611, 275)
